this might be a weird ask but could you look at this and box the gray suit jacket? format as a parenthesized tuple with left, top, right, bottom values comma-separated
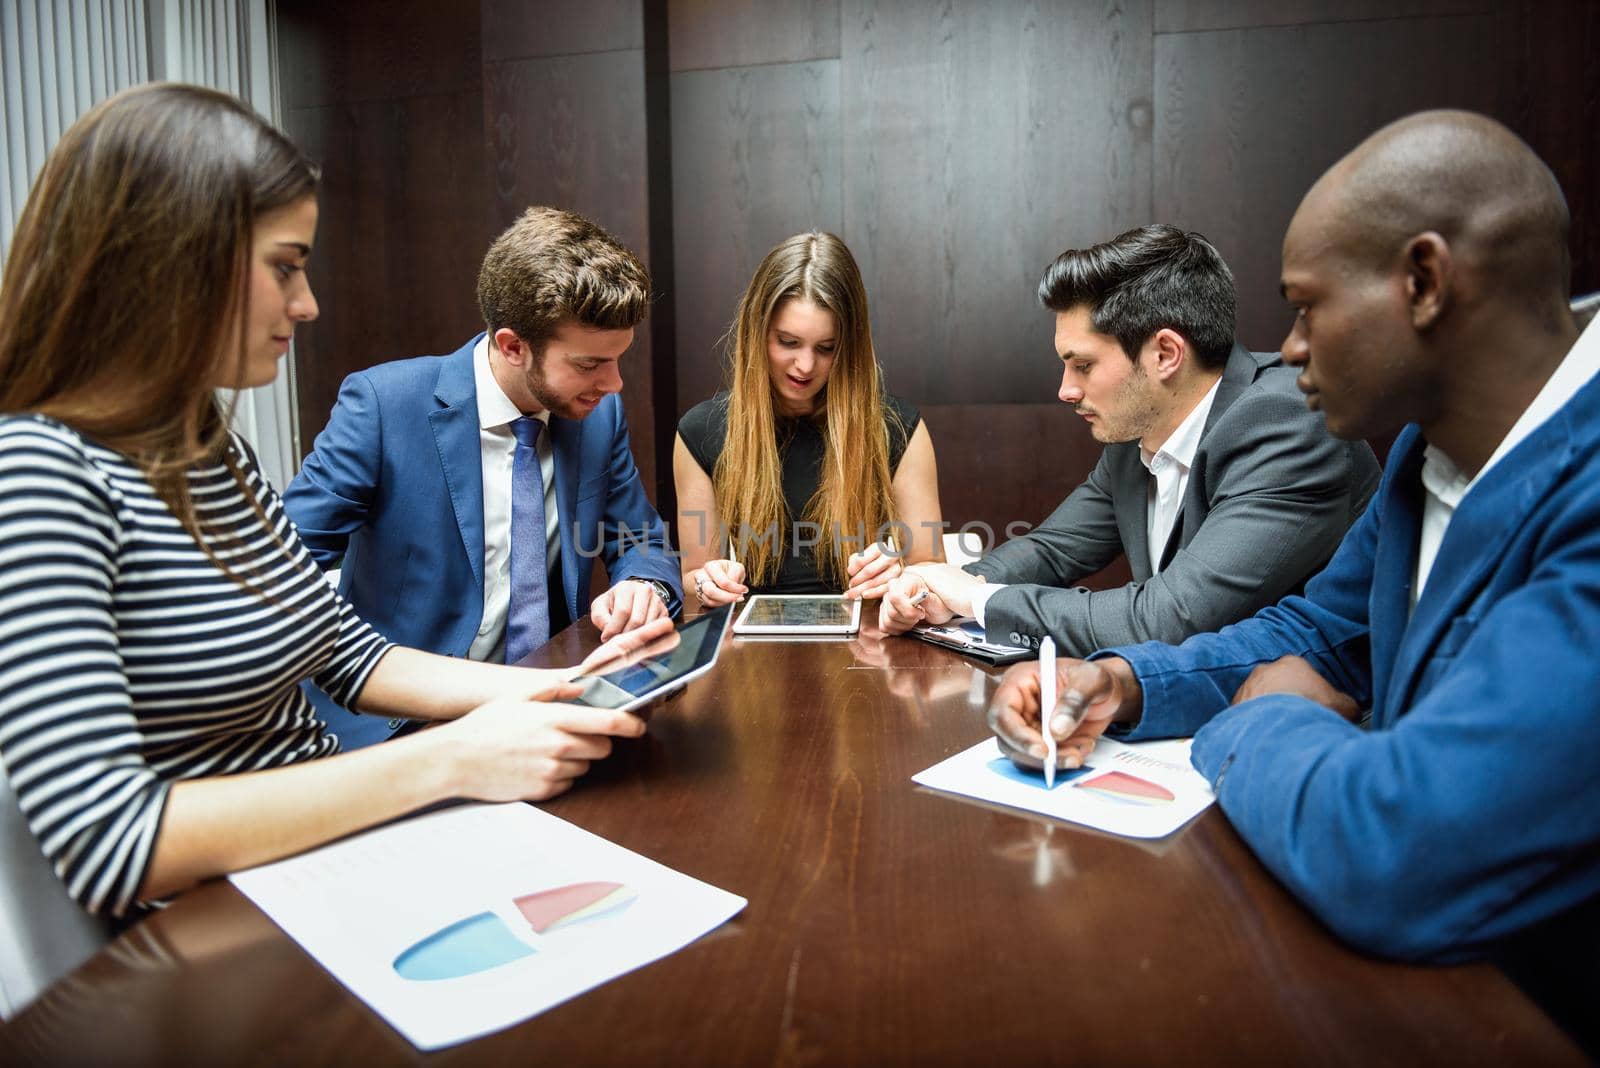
(971, 344, 1381, 654)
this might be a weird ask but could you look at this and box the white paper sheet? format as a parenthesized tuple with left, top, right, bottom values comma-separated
(229, 803, 746, 1050)
(913, 736, 1215, 839)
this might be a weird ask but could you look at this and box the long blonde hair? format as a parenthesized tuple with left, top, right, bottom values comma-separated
(714, 233, 899, 586)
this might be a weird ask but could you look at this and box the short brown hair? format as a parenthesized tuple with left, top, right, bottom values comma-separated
(476, 207, 651, 352)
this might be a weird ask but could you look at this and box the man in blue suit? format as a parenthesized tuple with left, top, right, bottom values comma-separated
(284, 207, 681, 749)
(989, 112, 1599, 1053)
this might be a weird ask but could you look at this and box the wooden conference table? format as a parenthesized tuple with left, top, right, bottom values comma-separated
(0, 618, 1583, 1065)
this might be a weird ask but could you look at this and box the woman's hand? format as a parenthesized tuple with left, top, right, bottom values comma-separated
(432, 686, 647, 802)
(844, 541, 903, 600)
(688, 559, 748, 607)
(879, 570, 960, 633)
(569, 616, 677, 678)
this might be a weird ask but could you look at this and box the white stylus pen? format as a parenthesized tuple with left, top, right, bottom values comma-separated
(1040, 636, 1058, 789)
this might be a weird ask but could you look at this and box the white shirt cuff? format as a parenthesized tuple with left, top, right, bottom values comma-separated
(968, 582, 1007, 628)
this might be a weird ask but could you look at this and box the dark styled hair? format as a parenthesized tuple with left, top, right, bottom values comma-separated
(476, 206, 652, 355)
(1037, 224, 1237, 369)
(0, 81, 318, 530)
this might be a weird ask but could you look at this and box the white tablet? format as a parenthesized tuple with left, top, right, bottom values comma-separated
(566, 605, 733, 714)
(732, 594, 861, 636)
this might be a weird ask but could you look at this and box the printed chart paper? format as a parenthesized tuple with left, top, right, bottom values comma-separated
(914, 737, 1215, 839)
(229, 803, 746, 1050)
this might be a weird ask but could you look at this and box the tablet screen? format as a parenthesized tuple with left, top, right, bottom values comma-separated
(738, 597, 855, 628)
(568, 605, 731, 710)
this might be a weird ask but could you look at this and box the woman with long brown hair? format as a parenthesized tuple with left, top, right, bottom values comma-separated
(674, 232, 942, 606)
(0, 83, 667, 918)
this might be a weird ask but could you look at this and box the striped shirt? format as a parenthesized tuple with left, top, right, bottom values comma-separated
(0, 416, 393, 917)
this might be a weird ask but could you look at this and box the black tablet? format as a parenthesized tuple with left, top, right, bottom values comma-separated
(566, 605, 733, 712)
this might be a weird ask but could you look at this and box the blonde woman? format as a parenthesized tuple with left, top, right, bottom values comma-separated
(674, 232, 942, 606)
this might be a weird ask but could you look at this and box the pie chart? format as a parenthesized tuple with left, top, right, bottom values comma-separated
(986, 757, 1172, 805)
(393, 881, 639, 981)
(987, 756, 1096, 790)
(1075, 770, 1175, 805)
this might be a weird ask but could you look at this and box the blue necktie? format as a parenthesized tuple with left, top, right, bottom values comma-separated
(505, 416, 550, 664)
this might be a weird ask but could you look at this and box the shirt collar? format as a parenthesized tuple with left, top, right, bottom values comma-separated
(1420, 444, 1471, 509)
(1140, 377, 1222, 473)
(473, 335, 549, 433)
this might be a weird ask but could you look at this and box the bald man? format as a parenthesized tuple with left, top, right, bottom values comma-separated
(988, 110, 1599, 1051)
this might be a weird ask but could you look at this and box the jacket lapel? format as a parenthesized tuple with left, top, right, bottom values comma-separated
(1382, 418, 1575, 724)
(428, 339, 487, 591)
(1157, 344, 1260, 571)
(1366, 431, 1424, 721)
(1107, 447, 1153, 582)
(1157, 521, 1183, 573)
(1198, 343, 1260, 438)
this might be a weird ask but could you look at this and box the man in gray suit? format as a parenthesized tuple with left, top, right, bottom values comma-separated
(881, 224, 1380, 653)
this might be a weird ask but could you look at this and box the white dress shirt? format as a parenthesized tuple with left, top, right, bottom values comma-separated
(1413, 316, 1600, 608)
(469, 336, 561, 661)
(971, 377, 1222, 628)
(1138, 378, 1221, 577)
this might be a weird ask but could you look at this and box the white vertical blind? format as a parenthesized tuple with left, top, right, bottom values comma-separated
(1, 1, 151, 265)
(1, 0, 301, 489)
(159, 0, 301, 489)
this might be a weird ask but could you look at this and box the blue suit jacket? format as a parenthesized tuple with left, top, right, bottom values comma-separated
(1107, 364, 1600, 1031)
(282, 336, 681, 745)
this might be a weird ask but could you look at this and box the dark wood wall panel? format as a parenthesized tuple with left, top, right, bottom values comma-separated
(1498, 0, 1600, 299)
(482, 47, 659, 497)
(1153, 13, 1501, 351)
(481, 0, 642, 61)
(277, 0, 490, 453)
(669, 60, 843, 414)
(277, 0, 483, 110)
(1153, 0, 1488, 35)
(922, 405, 1093, 538)
(283, 90, 491, 449)
(922, 405, 1130, 590)
(277, 0, 1600, 560)
(482, 53, 650, 244)
(667, 0, 840, 72)
(839, 0, 1155, 409)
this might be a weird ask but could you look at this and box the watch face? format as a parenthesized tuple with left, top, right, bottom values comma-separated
(623, 580, 669, 603)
